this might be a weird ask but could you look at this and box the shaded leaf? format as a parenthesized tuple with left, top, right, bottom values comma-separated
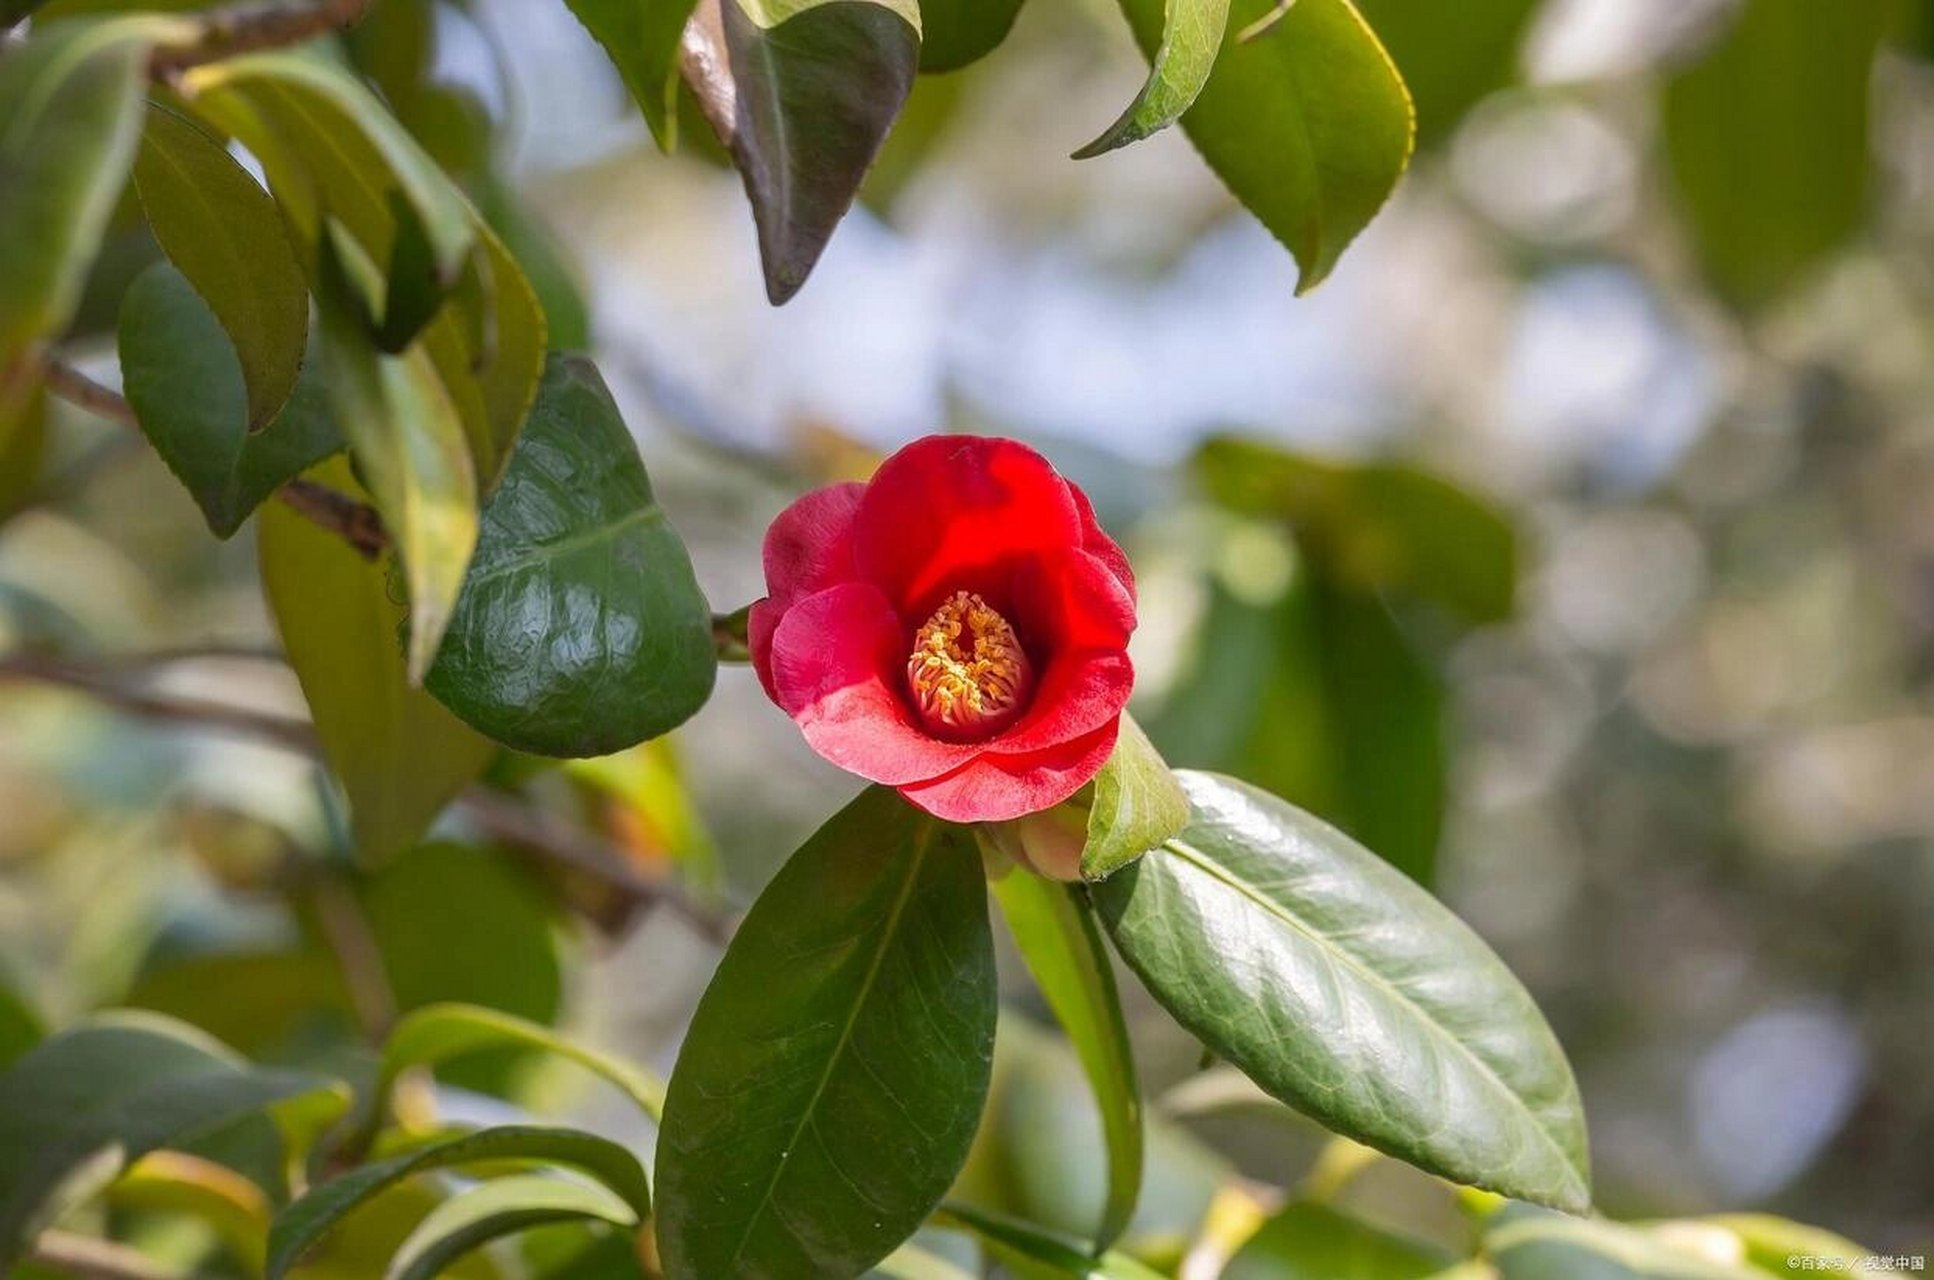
(565, 0, 703, 149)
(918, 0, 1025, 72)
(134, 102, 308, 432)
(1486, 1208, 1756, 1280)
(480, 180, 591, 351)
(682, 0, 921, 302)
(268, 1126, 652, 1280)
(656, 787, 995, 1280)
(389, 1174, 638, 1280)
(118, 262, 342, 537)
(1093, 772, 1592, 1213)
(988, 868, 1142, 1250)
(0, 16, 186, 420)
(1663, 0, 1887, 310)
(260, 458, 497, 862)
(426, 355, 718, 756)
(377, 1002, 667, 1125)
(1352, 0, 1536, 147)
(0, 1013, 345, 1270)
(0, 385, 49, 521)
(1076, 0, 1230, 158)
(1111, 0, 1411, 291)
(0, 984, 45, 1072)
(1223, 1201, 1450, 1279)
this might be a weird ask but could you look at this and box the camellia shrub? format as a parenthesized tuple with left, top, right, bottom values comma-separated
(0, 0, 1898, 1277)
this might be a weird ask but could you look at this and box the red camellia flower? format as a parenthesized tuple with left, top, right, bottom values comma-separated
(749, 435, 1137, 824)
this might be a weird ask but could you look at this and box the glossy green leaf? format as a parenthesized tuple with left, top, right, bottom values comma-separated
(565, 0, 703, 149)
(0, 1013, 345, 1270)
(1486, 1209, 1756, 1280)
(988, 868, 1142, 1250)
(377, 1003, 667, 1125)
(935, 1203, 1166, 1280)
(389, 1174, 638, 1280)
(1113, 0, 1411, 291)
(1076, 0, 1230, 158)
(918, 0, 1025, 72)
(1093, 772, 1592, 1213)
(1224, 1201, 1450, 1279)
(260, 459, 497, 862)
(0, 16, 187, 419)
(268, 1126, 652, 1280)
(134, 102, 308, 432)
(1082, 712, 1189, 880)
(682, 0, 922, 302)
(359, 845, 563, 1096)
(315, 240, 480, 680)
(1194, 437, 1517, 625)
(425, 355, 718, 756)
(1351, 0, 1535, 146)
(1663, 0, 1887, 310)
(656, 786, 996, 1280)
(118, 263, 342, 537)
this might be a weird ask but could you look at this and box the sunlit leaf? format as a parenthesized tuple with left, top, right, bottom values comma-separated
(388, 1174, 639, 1280)
(259, 458, 497, 861)
(1093, 772, 1592, 1213)
(682, 0, 921, 302)
(1223, 1201, 1451, 1279)
(1110, 0, 1411, 291)
(425, 355, 718, 756)
(988, 869, 1142, 1249)
(1076, 0, 1230, 158)
(1485, 1208, 1757, 1280)
(656, 787, 995, 1280)
(134, 102, 308, 432)
(1352, 0, 1535, 147)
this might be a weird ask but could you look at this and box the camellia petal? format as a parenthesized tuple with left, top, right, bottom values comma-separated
(898, 721, 1122, 823)
(1070, 483, 1136, 605)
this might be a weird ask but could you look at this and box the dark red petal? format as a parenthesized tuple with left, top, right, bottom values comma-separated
(1010, 545, 1137, 655)
(1069, 482, 1136, 606)
(897, 721, 1121, 823)
(768, 582, 983, 785)
(994, 648, 1132, 756)
(763, 481, 865, 607)
(853, 436, 1083, 614)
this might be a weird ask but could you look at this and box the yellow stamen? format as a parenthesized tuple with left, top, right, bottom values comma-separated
(907, 590, 1033, 739)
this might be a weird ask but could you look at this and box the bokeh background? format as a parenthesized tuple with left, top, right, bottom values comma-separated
(4, 0, 1932, 1262)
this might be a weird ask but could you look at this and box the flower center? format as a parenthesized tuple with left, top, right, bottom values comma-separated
(907, 590, 1034, 739)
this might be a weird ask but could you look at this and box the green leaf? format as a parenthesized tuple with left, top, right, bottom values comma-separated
(1193, 437, 1517, 625)
(134, 102, 309, 432)
(268, 1125, 652, 1280)
(1112, 0, 1411, 291)
(1092, 772, 1592, 1213)
(682, 0, 922, 302)
(118, 262, 342, 537)
(1485, 1209, 1757, 1280)
(656, 787, 996, 1280)
(918, 0, 1025, 72)
(564, 0, 703, 150)
(1693, 1216, 1868, 1276)
(1351, 0, 1536, 147)
(988, 869, 1142, 1250)
(934, 1203, 1166, 1280)
(480, 180, 591, 351)
(315, 238, 480, 680)
(184, 52, 477, 342)
(1224, 1201, 1451, 1279)
(0, 1012, 346, 1270)
(1082, 712, 1188, 880)
(1076, 0, 1230, 158)
(1, 1, 52, 23)
(0, 984, 45, 1073)
(0, 385, 49, 521)
(0, 16, 187, 418)
(425, 355, 718, 756)
(377, 1003, 667, 1125)
(389, 1174, 639, 1280)
(260, 459, 497, 862)
(1662, 0, 1887, 310)
(873, 1242, 980, 1280)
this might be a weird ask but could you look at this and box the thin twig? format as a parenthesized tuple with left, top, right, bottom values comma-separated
(310, 875, 399, 1038)
(0, 652, 735, 940)
(150, 0, 374, 74)
(42, 359, 391, 561)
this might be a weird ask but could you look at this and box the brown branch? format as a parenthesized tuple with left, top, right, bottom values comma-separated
(42, 359, 390, 561)
(0, 652, 734, 941)
(150, 0, 374, 74)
